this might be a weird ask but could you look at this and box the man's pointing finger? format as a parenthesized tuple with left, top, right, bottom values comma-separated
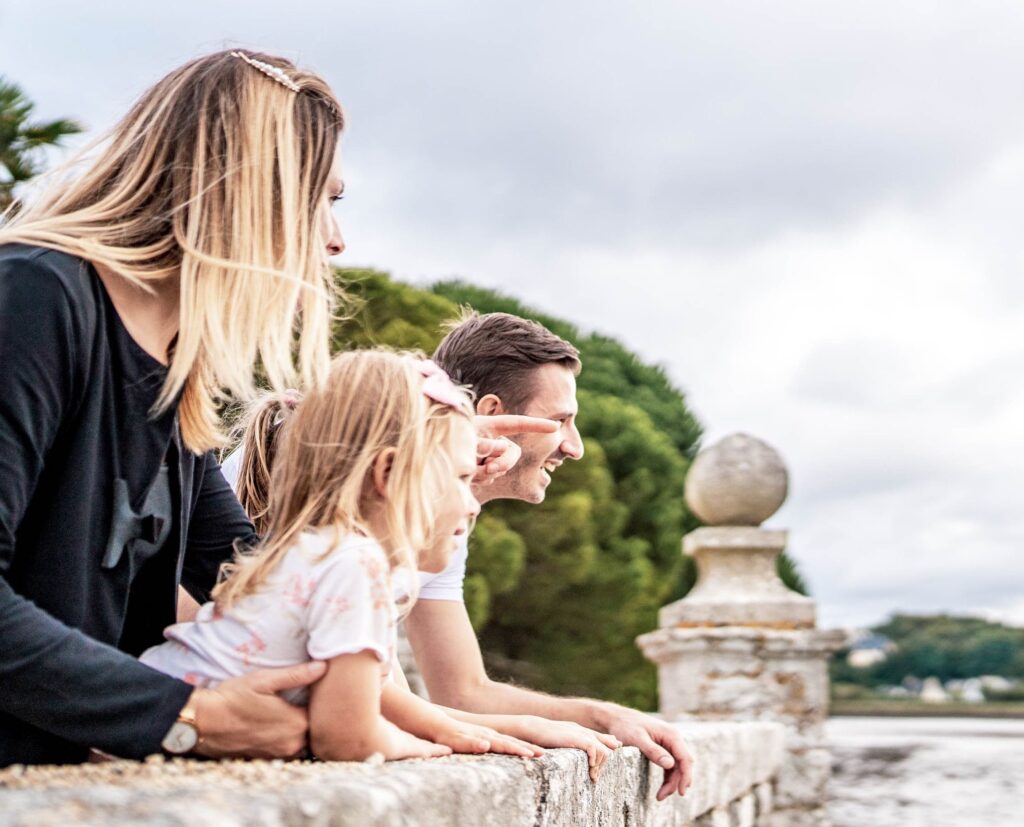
(476, 414, 558, 438)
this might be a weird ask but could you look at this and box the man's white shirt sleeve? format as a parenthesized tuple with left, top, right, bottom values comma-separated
(416, 535, 468, 602)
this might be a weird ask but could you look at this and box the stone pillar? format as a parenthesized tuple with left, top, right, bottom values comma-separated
(637, 434, 843, 827)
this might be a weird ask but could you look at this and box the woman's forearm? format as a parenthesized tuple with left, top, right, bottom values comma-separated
(0, 578, 192, 758)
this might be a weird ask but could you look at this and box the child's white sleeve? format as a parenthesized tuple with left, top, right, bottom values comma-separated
(304, 543, 395, 665)
(219, 447, 243, 494)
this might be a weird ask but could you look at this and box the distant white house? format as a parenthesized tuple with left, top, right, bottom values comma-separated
(921, 676, 949, 703)
(846, 632, 895, 669)
(959, 678, 985, 704)
(979, 675, 1016, 693)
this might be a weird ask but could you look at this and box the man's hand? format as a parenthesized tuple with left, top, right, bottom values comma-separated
(473, 414, 557, 481)
(599, 707, 693, 800)
(191, 661, 326, 759)
(464, 713, 621, 782)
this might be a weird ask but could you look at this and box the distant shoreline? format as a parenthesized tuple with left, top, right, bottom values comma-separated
(830, 700, 1024, 719)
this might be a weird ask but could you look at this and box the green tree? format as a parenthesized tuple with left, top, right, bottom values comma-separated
(833, 613, 1024, 689)
(0, 77, 82, 213)
(334, 267, 809, 708)
(478, 396, 689, 706)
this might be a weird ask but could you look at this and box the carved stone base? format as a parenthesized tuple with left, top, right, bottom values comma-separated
(638, 625, 844, 823)
(659, 528, 816, 630)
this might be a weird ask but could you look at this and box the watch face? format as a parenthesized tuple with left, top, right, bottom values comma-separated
(162, 721, 199, 754)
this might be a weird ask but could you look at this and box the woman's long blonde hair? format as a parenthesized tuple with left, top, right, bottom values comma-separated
(0, 50, 344, 452)
(214, 349, 475, 608)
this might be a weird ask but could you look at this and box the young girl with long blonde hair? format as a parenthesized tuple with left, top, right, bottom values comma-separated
(0, 49, 345, 765)
(142, 350, 541, 760)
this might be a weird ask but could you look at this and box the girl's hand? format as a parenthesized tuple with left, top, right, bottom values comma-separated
(470, 714, 621, 782)
(473, 435, 521, 482)
(431, 718, 544, 758)
(473, 414, 557, 481)
(381, 720, 452, 761)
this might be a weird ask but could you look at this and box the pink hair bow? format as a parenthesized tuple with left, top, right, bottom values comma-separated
(272, 389, 303, 425)
(417, 360, 466, 409)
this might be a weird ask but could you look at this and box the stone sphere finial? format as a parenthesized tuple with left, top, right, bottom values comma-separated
(685, 433, 788, 526)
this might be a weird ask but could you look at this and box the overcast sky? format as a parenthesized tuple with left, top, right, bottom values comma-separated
(5, 1, 1023, 630)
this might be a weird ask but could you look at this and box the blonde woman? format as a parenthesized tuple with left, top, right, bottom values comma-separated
(0, 50, 346, 766)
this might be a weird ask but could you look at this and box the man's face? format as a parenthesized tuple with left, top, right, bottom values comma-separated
(477, 364, 584, 505)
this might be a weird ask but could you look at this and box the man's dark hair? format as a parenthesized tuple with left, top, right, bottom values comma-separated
(432, 310, 581, 412)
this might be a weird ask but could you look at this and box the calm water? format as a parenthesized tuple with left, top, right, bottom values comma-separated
(827, 716, 1024, 827)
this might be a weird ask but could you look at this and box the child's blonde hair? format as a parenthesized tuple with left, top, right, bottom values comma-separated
(229, 390, 303, 537)
(0, 50, 344, 453)
(214, 349, 475, 607)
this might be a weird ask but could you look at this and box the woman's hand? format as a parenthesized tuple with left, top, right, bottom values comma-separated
(190, 662, 326, 759)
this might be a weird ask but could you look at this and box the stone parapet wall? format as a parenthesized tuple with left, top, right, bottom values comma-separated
(0, 722, 783, 827)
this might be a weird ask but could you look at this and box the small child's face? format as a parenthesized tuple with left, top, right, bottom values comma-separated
(419, 417, 480, 573)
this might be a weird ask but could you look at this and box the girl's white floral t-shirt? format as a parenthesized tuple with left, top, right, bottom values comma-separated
(141, 530, 397, 705)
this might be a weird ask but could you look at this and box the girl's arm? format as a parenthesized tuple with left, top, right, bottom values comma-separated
(177, 587, 202, 622)
(308, 651, 450, 762)
(380, 682, 542, 758)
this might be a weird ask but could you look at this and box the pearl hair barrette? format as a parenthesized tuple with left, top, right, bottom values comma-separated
(231, 51, 300, 93)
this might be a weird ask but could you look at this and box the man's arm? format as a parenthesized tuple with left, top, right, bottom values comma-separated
(407, 598, 572, 716)
(405, 598, 692, 798)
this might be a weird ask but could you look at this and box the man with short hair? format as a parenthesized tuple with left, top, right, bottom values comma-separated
(407, 311, 692, 800)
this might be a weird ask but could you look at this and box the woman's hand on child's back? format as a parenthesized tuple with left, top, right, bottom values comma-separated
(190, 662, 327, 759)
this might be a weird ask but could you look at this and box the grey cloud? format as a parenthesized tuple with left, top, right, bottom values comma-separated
(7, 0, 1024, 631)
(791, 339, 921, 411)
(10, 2, 1024, 253)
(333, 2, 1024, 251)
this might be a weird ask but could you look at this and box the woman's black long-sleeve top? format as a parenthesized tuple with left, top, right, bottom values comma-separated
(0, 244, 258, 766)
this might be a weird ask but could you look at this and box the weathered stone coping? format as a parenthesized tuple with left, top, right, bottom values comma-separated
(0, 722, 784, 826)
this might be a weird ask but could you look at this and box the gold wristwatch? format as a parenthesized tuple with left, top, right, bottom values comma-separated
(161, 697, 201, 755)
